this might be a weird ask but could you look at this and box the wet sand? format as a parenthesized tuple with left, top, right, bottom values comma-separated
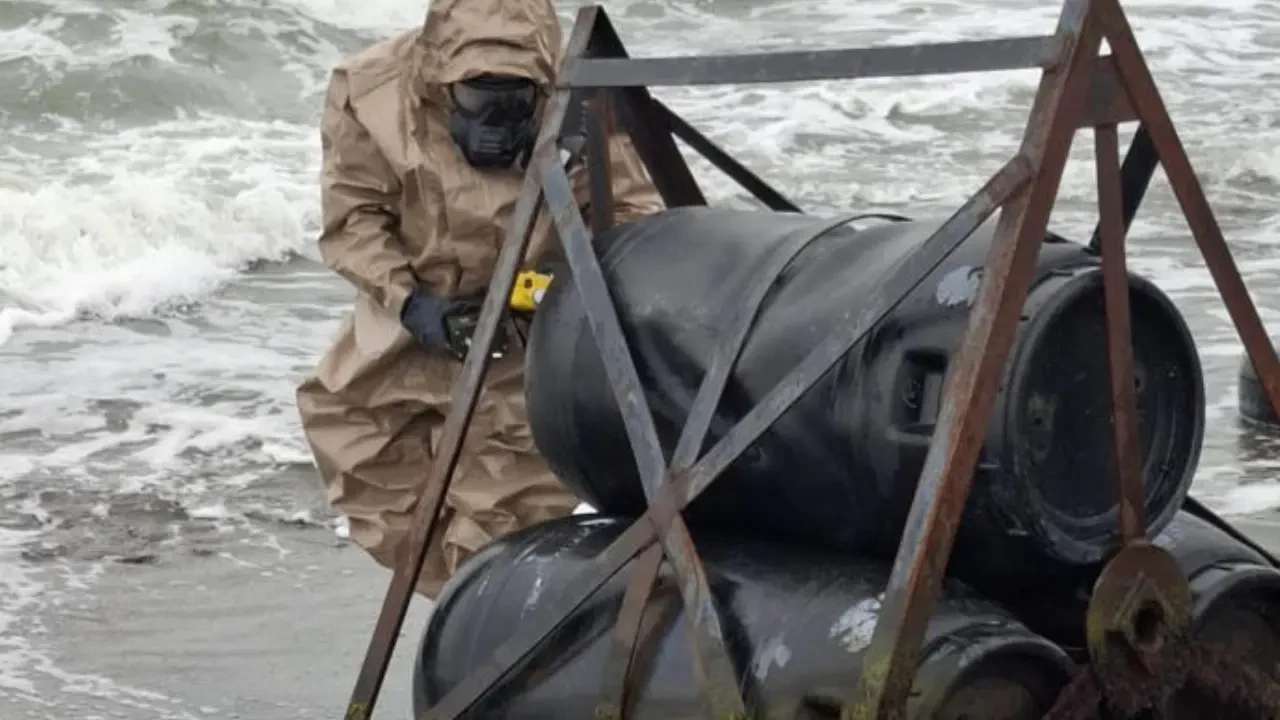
(2, 525, 431, 720)
(2, 510, 1277, 720)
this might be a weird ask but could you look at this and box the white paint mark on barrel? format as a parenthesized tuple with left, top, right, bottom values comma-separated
(830, 593, 884, 654)
(936, 265, 982, 307)
(752, 636, 792, 681)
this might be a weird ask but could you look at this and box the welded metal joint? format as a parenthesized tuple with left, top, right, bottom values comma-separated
(1042, 29, 1074, 72)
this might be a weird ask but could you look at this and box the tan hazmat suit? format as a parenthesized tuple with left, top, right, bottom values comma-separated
(295, 0, 664, 599)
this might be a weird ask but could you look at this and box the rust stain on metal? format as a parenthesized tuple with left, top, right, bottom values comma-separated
(1084, 542, 1194, 715)
(598, 542, 664, 719)
(584, 90, 616, 235)
(1047, 638, 1280, 718)
(1094, 122, 1147, 543)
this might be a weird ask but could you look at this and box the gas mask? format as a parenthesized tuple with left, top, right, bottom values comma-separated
(447, 74, 539, 171)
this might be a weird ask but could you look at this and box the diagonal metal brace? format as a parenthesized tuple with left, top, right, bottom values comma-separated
(667, 210, 884, 474)
(651, 99, 802, 213)
(538, 150, 749, 718)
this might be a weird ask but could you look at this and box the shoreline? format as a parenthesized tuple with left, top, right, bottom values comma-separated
(1, 524, 431, 720)
(2, 509, 1278, 719)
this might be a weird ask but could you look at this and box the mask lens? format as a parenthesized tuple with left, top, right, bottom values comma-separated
(450, 76, 536, 114)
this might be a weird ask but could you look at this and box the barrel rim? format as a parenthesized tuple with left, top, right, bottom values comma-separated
(911, 621, 1077, 719)
(1188, 562, 1280, 635)
(992, 263, 1206, 565)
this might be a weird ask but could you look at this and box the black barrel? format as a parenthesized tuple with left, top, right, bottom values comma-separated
(413, 515, 1075, 720)
(1003, 510, 1280, 673)
(1166, 513, 1280, 717)
(525, 206, 1205, 579)
(1238, 346, 1280, 427)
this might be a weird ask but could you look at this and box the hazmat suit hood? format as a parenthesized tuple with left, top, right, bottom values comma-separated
(415, 0, 564, 91)
(384, 0, 573, 304)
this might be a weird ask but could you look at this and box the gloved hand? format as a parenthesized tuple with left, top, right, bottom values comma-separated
(400, 286, 452, 350)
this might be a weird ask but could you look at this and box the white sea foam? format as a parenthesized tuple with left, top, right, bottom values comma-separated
(0, 529, 44, 696)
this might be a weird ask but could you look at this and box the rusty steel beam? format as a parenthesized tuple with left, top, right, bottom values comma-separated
(1099, 0, 1280, 424)
(564, 35, 1067, 88)
(537, 153, 749, 717)
(341, 123, 538, 718)
(846, 2, 1103, 718)
(338, 10, 604, 720)
(584, 90, 616, 235)
(587, 12, 706, 207)
(618, 89, 707, 206)
(597, 543, 665, 720)
(653, 99, 803, 213)
(1088, 124, 1157, 252)
(1095, 122, 1147, 543)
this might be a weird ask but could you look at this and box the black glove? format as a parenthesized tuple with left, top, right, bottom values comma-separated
(400, 286, 452, 350)
(401, 287, 502, 361)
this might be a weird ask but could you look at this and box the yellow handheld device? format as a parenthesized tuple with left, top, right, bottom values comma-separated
(510, 270, 553, 312)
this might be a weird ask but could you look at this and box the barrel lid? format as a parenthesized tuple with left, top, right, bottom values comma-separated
(993, 265, 1204, 566)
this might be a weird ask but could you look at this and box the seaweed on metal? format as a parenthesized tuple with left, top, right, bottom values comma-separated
(339, 1, 1280, 718)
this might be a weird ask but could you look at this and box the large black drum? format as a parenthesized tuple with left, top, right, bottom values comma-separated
(525, 206, 1204, 579)
(1007, 510, 1280, 674)
(413, 515, 1075, 720)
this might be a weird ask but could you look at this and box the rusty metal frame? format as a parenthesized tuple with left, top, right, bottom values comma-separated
(340, 1, 1280, 719)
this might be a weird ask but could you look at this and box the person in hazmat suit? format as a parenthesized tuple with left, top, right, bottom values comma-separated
(295, 0, 664, 600)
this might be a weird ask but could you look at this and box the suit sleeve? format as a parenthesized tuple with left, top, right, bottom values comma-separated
(317, 69, 418, 314)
